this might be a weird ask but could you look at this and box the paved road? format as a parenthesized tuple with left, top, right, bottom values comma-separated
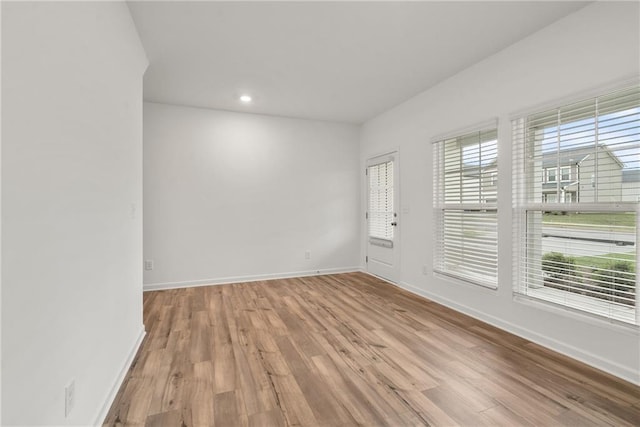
(542, 226, 635, 245)
(541, 226, 636, 257)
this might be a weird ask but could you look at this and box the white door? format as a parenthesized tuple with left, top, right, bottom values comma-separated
(366, 152, 400, 282)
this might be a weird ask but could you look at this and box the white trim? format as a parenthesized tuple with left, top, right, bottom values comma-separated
(365, 148, 400, 167)
(430, 117, 498, 144)
(143, 266, 361, 291)
(93, 326, 146, 426)
(0, 3, 3, 419)
(439, 203, 498, 211)
(433, 270, 499, 291)
(366, 155, 394, 167)
(509, 75, 640, 121)
(365, 270, 398, 285)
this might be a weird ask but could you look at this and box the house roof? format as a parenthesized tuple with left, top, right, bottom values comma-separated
(541, 144, 624, 169)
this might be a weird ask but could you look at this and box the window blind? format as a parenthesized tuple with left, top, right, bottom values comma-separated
(433, 128, 498, 288)
(512, 85, 639, 325)
(368, 160, 394, 241)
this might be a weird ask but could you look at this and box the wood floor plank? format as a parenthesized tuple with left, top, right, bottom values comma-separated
(189, 361, 215, 427)
(213, 390, 245, 427)
(147, 328, 193, 416)
(423, 383, 496, 426)
(189, 311, 212, 364)
(104, 272, 640, 426)
(276, 335, 357, 426)
(477, 403, 536, 427)
(145, 409, 184, 427)
(311, 354, 389, 426)
(248, 409, 286, 427)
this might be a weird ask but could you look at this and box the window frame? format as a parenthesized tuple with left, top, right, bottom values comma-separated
(433, 123, 499, 289)
(546, 167, 557, 183)
(512, 85, 639, 326)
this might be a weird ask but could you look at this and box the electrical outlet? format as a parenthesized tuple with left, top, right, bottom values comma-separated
(422, 265, 428, 275)
(305, 251, 311, 260)
(144, 259, 154, 271)
(65, 380, 75, 418)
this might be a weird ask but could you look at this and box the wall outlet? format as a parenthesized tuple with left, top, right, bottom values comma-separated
(144, 259, 154, 270)
(422, 265, 428, 275)
(65, 380, 75, 418)
(305, 251, 311, 260)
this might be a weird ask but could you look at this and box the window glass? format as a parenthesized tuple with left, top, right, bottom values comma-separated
(368, 161, 394, 241)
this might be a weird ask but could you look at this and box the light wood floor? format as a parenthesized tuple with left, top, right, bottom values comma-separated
(104, 272, 640, 426)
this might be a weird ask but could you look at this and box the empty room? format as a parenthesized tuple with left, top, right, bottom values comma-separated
(2, 1, 640, 426)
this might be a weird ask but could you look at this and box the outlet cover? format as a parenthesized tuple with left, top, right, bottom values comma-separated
(144, 259, 154, 271)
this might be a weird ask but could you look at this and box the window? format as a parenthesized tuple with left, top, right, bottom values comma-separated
(513, 85, 639, 325)
(546, 167, 557, 183)
(490, 172, 497, 187)
(368, 160, 394, 242)
(433, 127, 498, 288)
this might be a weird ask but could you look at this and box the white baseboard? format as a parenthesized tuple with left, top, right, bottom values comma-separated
(143, 266, 362, 292)
(93, 327, 146, 426)
(392, 279, 639, 386)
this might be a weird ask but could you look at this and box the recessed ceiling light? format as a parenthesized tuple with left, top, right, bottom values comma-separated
(239, 95, 252, 103)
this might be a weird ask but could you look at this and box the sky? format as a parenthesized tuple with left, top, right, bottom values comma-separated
(541, 106, 640, 170)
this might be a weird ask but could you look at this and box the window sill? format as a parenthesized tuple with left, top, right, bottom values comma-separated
(514, 287, 638, 333)
(433, 269, 498, 291)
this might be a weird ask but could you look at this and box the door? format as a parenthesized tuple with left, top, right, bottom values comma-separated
(366, 152, 400, 282)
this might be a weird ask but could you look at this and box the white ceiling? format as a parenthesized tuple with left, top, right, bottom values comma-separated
(128, 1, 588, 124)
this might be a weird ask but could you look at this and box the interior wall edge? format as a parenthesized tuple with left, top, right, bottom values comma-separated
(143, 266, 363, 292)
(94, 326, 146, 427)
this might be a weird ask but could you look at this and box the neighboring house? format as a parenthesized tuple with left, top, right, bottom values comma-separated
(461, 144, 638, 205)
(622, 169, 640, 202)
(541, 145, 624, 203)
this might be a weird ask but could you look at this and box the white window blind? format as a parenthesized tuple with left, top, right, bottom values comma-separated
(433, 128, 498, 288)
(513, 85, 639, 325)
(368, 160, 394, 241)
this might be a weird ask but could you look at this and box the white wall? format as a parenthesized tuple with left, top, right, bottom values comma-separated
(361, 2, 640, 384)
(144, 102, 360, 288)
(0, 2, 3, 421)
(2, 2, 147, 425)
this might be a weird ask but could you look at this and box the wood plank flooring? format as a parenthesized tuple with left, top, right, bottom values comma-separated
(104, 272, 640, 426)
